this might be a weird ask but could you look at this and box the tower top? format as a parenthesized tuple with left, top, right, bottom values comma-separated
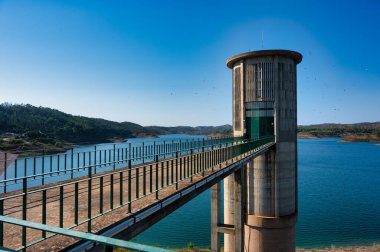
(226, 49, 302, 68)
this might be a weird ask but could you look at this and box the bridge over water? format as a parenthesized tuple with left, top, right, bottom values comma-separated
(0, 49, 302, 252)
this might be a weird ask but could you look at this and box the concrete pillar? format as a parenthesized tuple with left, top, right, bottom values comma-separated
(234, 167, 244, 252)
(223, 175, 235, 251)
(211, 183, 221, 252)
(246, 159, 254, 215)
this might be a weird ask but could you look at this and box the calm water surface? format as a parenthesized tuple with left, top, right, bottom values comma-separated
(134, 138, 380, 248)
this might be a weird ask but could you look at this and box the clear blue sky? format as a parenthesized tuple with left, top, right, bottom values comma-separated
(0, 0, 379, 126)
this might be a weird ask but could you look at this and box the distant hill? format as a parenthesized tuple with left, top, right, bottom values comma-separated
(0, 103, 232, 154)
(0, 103, 146, 142)
(2, 103, 379, 155)
(298, 123, 380, 142)
(145, 125, 232, 136)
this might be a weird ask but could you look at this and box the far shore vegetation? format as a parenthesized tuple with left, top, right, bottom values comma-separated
(298, 123, 380, 143)
(1, 103, 380, 156)
(0, 103, 231, 156)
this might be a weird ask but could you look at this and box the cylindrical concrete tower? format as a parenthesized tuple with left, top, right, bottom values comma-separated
(224, 50, 302, 252)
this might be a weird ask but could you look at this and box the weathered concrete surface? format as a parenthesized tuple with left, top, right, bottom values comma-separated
(253, 150, 275, 217)
(225, 50, 302, 252)
(223, 174, 235, 251)
(211, 183, 221, 252)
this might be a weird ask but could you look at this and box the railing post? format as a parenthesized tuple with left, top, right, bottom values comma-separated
(142, 142, 145, 164)
(94, 146, 97, 174)
(155, 155, 159, 200)
(179, 156, 183, 181)
(153, 141, 156, 156)
(15, 159, 18, 184)
(190, 149, 193, 183)
(113, 144, 116, 170)
(57, 155, 60, 176)
(76, 153, 79, 172)
(166, 160, 169, 186)
(59, 186, 64, 228)
(175, 152, 179, 190)
(136, 167, 139, 199)
(149, 164, 153, 193)
(0, 199, 3, 247)
(179, 140, 182, 155)
(202, 145, 205, 177)
(64, 153, 67, 175)
(3, 152, 7, 194)
(219, 144, 222, 168)
(109, 174, 113, 210)
(75, 183, 79, 224)
(225, 143, 228, 164)
(41, 150, 45, 185)
(88, 152, 92, 233)
(33, 156, 36, 179)
(129, 143, 132, 161)
(22, 177, 27, 251)
(163, 140, 166, 158)
(143, 165, 146, 196)
(128, 159, 132, 213)
(42, 189, 46, 238)
(171, 159, 174, 185)
(71, 148, 74, 179)
(211, 145, 214, 172)
(99, 176, 104, 213)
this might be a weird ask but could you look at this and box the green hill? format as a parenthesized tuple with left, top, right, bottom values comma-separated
(145, 125, 232, 136)
(0, 103, 232, 155)
(298, 123, 380, 142)
(2, 103, 378, 155)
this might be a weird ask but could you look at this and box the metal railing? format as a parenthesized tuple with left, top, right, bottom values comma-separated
(0, 136, 242, 193)
(0, 136, 274, 251)
(0, 215, 173, 252)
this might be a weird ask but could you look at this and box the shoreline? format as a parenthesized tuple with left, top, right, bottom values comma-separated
(296, 243, 380, 252)
(298, 134, 380, 144)
(171, 244, 380, 252)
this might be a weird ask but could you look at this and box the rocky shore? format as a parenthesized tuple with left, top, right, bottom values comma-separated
(297, 244, 380, 252)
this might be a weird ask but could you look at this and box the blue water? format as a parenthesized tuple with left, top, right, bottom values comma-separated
(0, 134, 207, 192)
(134, 138, 380, 248)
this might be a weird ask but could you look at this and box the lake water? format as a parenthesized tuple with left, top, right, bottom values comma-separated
(0, 134, 209, 192)
(134, 138, 380, 248)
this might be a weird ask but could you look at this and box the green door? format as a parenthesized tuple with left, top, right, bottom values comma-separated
(245, 102, 274, 140)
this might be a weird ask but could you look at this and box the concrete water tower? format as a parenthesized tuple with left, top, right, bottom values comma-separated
(224, 50, 302, 252)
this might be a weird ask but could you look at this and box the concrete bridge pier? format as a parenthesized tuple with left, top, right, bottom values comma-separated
(211, 166, 246, 252)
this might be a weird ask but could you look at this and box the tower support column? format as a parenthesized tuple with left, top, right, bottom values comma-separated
(234, 166, 244, 252)
(211, 183, 221, 252)
(223, 175, 235, 251)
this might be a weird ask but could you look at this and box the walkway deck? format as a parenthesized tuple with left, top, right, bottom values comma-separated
(0, 137, 274, 251)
